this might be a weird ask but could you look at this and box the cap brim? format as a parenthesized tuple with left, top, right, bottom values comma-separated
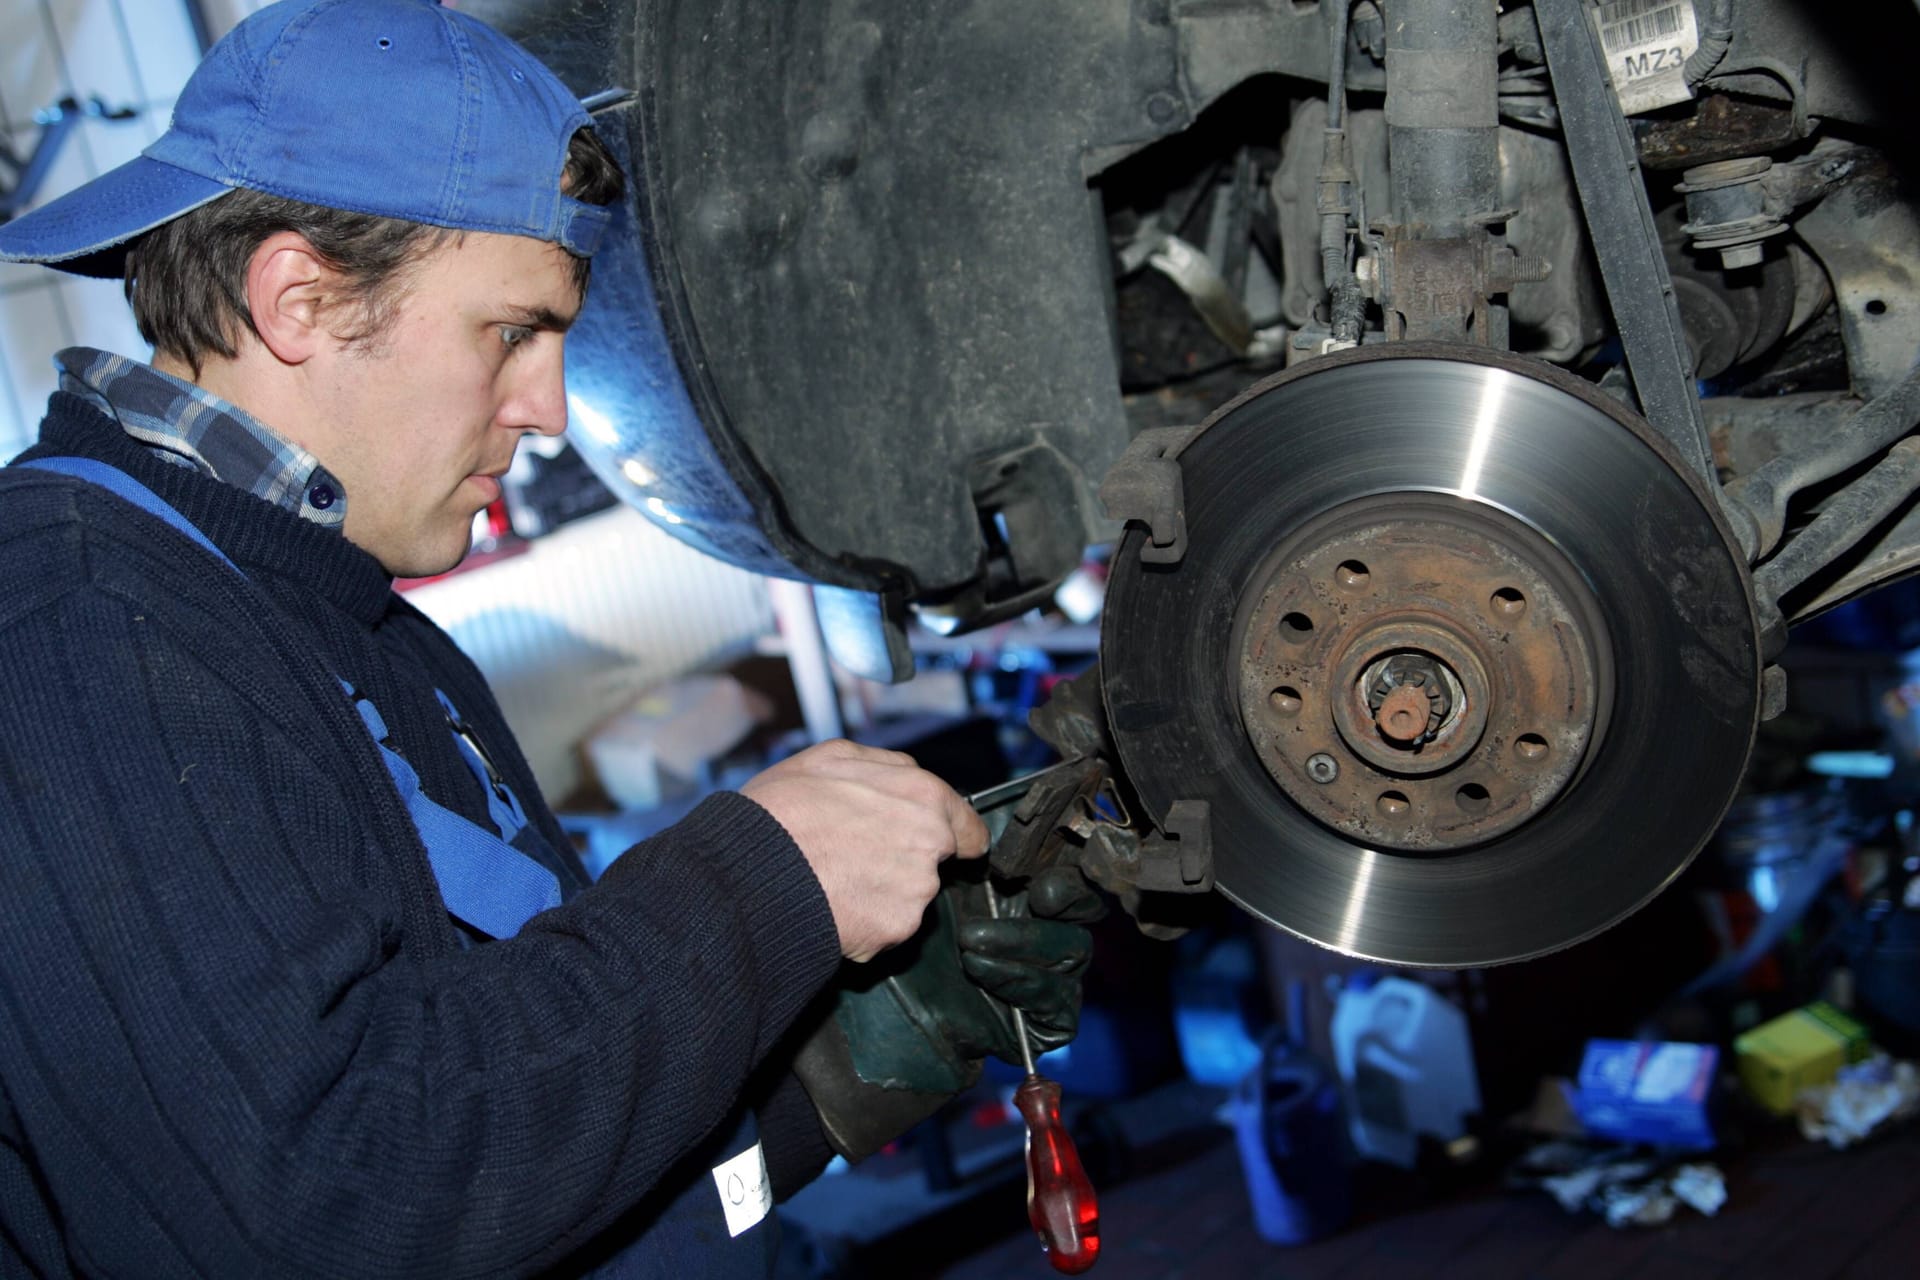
(0, 155, 233, 279)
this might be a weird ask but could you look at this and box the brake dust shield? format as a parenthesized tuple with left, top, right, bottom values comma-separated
(1100, 346, 1760, 967)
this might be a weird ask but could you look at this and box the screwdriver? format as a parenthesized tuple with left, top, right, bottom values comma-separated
(986, 883, 1101, 1274)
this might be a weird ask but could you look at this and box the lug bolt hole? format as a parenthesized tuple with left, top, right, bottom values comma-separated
(1490, 587, 1527, 619)
(1280, 612, 1315, 643)
(1335, 560, 1370, 590)
(1271, 686, 1303, 717)
(1455, 783, 1491, 815)
(1515, 733, 1549, 762)
(1377, 790, 1410, 818)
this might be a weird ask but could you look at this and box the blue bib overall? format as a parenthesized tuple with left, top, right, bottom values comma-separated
(20, 458, 777, 1278)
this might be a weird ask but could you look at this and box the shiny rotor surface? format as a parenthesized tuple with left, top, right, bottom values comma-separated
(1100, 348, 1760, 967)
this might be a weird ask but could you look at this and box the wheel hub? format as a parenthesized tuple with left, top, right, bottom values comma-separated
(1236, 496, 1606, 850)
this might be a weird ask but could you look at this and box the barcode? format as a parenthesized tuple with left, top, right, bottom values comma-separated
(1599, 0, 1683, 51)
(1598, 0, 1681, 21)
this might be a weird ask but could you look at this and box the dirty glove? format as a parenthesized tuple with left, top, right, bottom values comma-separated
(791, 864, 1102, 1160)
(943, 866, 1103, 1063)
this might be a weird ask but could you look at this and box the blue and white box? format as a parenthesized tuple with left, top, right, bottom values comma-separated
(1570, 1039, 1718, 1150)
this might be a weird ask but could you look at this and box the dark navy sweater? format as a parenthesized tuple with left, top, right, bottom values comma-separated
(0, 393, 840, 1277)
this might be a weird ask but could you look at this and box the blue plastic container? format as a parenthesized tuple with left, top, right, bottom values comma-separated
(1172, 934, 1269, 1086)
(1228, 989, 1353, 1245)
(1330, 973, 1479, 1167)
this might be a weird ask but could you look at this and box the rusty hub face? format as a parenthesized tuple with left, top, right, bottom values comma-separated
(1237, 493, 1607, 851)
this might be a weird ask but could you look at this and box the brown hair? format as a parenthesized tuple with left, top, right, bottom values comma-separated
(126, 126, 624, 374)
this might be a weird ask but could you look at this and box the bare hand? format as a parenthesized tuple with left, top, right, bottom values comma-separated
(740, 740, 989, 962)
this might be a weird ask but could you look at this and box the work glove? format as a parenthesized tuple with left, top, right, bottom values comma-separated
(941, 865, 1104, 1063)
(792, 863, 1104, 1161)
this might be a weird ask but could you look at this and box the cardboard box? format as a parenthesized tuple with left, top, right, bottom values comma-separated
(1570, 1040, 1718, 1150)
(1735, 1002, 1873, 1115)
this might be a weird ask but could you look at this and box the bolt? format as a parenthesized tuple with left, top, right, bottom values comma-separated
(1364, 654, 1453, 741)
(1720, 242, 1764, 270)
(1146, 92, 1178, 125)
(1376, 685, 1432, 744)
(1487, 246, 1551, 293)
(1355, 255, 1379, 297)
(1306, 753, 1340, 784)
(1509, 253, 1552, 283)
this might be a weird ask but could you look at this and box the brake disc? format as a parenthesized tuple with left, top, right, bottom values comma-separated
(1100, 345, 1760, 967)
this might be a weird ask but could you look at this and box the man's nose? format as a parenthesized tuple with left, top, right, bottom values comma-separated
(506, 342, 569, 437)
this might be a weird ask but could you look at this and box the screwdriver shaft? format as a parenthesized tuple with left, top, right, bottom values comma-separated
(984, 883, 1039, 1075)
(972, 791, 1101, 1271)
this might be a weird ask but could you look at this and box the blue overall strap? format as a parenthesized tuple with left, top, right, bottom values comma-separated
(342, 681, 563, 939)
(12, 453, 564, 940)
(435, 688, 531, 844)
(18, 457, 241, 574)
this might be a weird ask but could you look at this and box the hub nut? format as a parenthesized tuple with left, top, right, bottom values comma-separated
(1366, 653, 1453, 744)
(1376, 684, 1435, 744)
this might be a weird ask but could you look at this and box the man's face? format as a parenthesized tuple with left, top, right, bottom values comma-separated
(315, 230, 579, 577)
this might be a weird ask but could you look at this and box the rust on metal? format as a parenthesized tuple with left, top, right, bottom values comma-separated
(1636, 92, 1801, 173)
(1376, 684, 1433, 743)
(1235, 495, 1604, 852)
(1328, 619, 1492, 778)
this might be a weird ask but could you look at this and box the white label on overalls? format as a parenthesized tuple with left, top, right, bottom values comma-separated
(710, 1141, 773, 1237)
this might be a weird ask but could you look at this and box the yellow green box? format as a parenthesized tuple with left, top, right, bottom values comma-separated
(1734, 1002, 1873, 1115)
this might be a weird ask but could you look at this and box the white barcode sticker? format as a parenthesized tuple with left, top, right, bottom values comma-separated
(1591, 0, 1701, 115)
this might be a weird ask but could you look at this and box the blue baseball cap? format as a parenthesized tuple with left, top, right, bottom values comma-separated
(0, 0, 612, 278)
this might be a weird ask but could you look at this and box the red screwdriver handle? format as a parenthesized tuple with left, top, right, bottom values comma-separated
(1014, 1075, 1101, 1274)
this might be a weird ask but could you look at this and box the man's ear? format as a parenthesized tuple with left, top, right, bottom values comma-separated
(244, 231, 333, 365)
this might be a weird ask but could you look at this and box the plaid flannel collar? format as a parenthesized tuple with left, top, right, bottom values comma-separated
(55, 346, 347, 530)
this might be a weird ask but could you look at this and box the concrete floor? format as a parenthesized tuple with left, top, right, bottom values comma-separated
(927, 1122, 1920, 1280)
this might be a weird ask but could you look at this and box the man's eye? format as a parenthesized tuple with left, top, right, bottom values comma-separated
(501, 325, 534, 350)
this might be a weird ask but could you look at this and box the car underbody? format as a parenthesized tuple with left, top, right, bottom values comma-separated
(470, 0, 1920, 966)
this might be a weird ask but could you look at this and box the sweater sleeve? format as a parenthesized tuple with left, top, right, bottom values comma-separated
(0, 578, 841, 1277)
(754, 1069, 837, 1204)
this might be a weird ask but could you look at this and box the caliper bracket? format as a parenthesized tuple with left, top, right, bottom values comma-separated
(1098, 425, 1201, 565)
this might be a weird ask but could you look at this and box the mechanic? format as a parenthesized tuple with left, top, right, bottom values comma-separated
(0, 1, 1092, 1276)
